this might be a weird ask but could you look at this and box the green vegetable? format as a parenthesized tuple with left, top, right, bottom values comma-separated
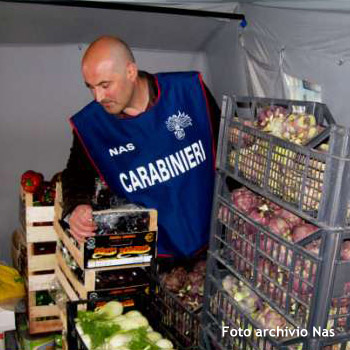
(155, 339, 174, 349)
(127, 327, 160, 350)
(96, 301, 124, 319)
(125, 310, 142, 318)
(77, 310, 121, 349)
(107, 333, 132, 348)
(146, 332, 162, 343)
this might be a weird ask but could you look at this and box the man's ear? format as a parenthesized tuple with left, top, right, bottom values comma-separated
(126, 62, 138, 82)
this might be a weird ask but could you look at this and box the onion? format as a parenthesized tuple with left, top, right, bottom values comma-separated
(305, 240, 320, 256)
(268, 217, 291, 238)
(218, 205, 230, 224)
(340, 240, 350, 261)
(292, 259, 316, 295)
(274, 208, 304, 228)
(292, 223, 318, 242)
(231, 188, 259, 213)
(264, 200, 282, 211)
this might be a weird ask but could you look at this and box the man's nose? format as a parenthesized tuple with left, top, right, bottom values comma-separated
(94, 88, 104, 103)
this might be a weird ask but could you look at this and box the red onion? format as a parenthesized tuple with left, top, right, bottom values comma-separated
(292, 259, 316, 295)
(264, 200, 282, 212)
(268, 217, 291, 238)
(305, 240, 320, 256)
(257, 106, 287, 128)
(292, 223, 318, 242)
(274, 208, 304, 228)
(231, 189, 259, 213)
(218, 205, 231, 224)
(341, 240, 350, 261)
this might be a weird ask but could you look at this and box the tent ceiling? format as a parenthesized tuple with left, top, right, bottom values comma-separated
(0, 1, 240, 50)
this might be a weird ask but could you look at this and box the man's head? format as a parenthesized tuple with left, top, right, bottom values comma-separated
(82, 36, 138, 115)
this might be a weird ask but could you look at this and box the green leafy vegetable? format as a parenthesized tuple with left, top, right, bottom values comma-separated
(128, 327, 160, 350)
(76, 310, 121, 349)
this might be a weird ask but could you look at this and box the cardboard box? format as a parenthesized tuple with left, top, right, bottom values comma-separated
(54, 213, 157, 269)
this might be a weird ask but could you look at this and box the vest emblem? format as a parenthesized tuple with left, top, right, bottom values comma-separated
(165, 111, 192, 140)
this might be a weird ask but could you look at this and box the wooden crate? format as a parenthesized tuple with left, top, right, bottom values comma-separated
(19, 187, 56, 242)
(11, 228, 27, 274)
(27, 291, 62, 334)
(55, 264, 79, 333)
(56, 247, 149, 299)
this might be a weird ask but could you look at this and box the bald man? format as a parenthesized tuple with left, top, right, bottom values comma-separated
(62, 36, 220, 257)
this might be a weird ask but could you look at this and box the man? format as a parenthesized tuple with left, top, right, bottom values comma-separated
(62, 36, 220, 257)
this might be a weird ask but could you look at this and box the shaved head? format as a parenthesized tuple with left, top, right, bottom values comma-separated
(81, 36, 143, 115)
(82, 36, 135, 74)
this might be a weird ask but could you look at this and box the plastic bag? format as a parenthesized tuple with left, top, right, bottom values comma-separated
(0, 264, 25, 308)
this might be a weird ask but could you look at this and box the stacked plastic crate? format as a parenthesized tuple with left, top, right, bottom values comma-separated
(201, 96, 350, 350)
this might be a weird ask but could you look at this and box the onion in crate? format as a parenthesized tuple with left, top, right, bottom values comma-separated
(274, 208, 304, 228)
(231, 188, 260, 214)
(340, 240, 350, 261)
(292, 259, 316, 295)
(292, 223, 318, 243)
(268, 217, 291, 239)
(245, 204, 272, 237)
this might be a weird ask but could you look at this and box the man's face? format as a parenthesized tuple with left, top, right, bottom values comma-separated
(82, 59, 135, 115)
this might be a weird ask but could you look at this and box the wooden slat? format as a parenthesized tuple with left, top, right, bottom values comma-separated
(54, 220, 84, 269)
(54, 201, 63, 221)
(26, 206, 54, 224)
(55, 182, 63, 204)
(26, 226, 57, 243)
(28, 254, 56, 273)
(29, 319, 62, 334)
(29, 304, 60, 318)
(28, 274, 56, 292)
(60, 309, 67, 332)
(56, 250, 87, 299)
(149, 210, 158, 232)
(62, 335, 68, 350)
(55, 265, 79, 302)
(28, 291, 36, 308)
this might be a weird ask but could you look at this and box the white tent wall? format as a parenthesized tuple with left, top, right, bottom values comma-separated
(0, 2, 245, 264)
(239, 3, 350, 127)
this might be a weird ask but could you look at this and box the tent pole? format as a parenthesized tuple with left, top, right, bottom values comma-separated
(0, 0, 245, 21)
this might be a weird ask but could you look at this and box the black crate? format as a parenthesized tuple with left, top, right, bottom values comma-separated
(66, 294, 187, 350)
(219, 96, 350, 228)
(153, 274, 202, 348)
(201, 272, 305, 350)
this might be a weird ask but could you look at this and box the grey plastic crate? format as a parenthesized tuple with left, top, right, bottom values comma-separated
(320, 338, 350, 350)
(218, 96, 350, 228)
(201, 271, 305, 350)
(201, 172, 350, 350)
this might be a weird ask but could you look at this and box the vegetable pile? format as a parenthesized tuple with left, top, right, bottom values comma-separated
(219, 274, 293, 338)
(161, 260, 206, 310)
(75, 300, 174, 350)
(218, 186, 322, 304)
(228, 107, 327, 211)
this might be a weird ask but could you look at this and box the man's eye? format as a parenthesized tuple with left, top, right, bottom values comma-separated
(101, 83, 110, 89)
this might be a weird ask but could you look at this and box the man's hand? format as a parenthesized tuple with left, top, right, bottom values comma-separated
(69, 204, 97, 243)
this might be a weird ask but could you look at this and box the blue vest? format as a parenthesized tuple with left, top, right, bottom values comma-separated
(71, 71, 215, 257)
